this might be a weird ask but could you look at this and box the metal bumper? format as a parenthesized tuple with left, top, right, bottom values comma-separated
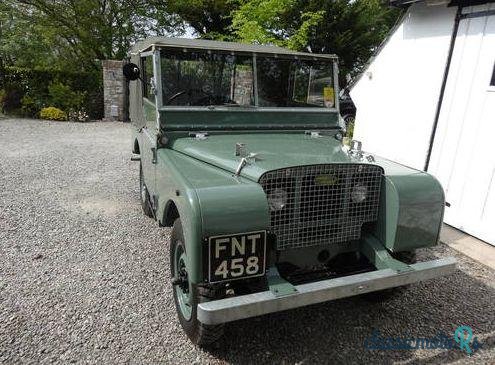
(197, 257, 456, 325)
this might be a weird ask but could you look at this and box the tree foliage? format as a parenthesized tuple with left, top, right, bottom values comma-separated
(232, 0, 401, 82)
(232, 0, 324, 50)
(0, 0, 400, 85)
(0, 0, 183, 71)
(166, 0, 236, 40)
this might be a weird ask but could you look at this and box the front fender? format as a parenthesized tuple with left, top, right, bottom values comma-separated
(374, 158, 445, 252)
(196, 184, 269, 237)
(155, 149, 269, 284)
(155, 150, 203, 283)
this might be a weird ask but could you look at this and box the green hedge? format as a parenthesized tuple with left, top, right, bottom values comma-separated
(0, 66, 103, 119)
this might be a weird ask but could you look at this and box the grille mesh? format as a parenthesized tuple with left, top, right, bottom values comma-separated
(259, 164, 383, 250)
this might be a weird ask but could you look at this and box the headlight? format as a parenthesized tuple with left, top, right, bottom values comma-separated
(268, 188, 288, 211)
(351, 184, 367, 203)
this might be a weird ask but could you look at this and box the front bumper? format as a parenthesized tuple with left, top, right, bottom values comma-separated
(197, 257, 456, 325)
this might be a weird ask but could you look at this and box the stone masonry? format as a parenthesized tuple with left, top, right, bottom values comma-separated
(102, 60, 125, 121)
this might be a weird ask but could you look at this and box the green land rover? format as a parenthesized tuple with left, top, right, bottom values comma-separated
(124, 37, 456, 346)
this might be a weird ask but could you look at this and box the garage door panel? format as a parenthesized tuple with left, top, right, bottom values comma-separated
(429, 19, 479, 197)
(429, 12, 495, 245)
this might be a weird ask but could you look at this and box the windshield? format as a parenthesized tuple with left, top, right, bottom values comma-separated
(160, 49, 335, 108)
(257, 57, 334, 108)
(161, 50, 254, 107)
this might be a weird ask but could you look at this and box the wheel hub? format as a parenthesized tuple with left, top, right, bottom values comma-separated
(177, 262, 189, 292)
(174, 242, 192, 320)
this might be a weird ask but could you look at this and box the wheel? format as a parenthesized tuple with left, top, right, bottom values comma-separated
(343, 114, 355, 127)
(362, 251, 417, 303)
(170, 219, 225, 346)
(139, 163, 154, 218)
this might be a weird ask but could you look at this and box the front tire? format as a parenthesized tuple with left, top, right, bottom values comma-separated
(170, 219, 225, 346)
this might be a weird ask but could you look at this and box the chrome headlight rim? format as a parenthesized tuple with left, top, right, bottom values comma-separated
(267, 188, 288, 211)
(351, 183, 368, 203)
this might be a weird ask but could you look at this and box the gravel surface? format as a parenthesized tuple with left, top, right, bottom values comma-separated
(1, 118, 494, 364)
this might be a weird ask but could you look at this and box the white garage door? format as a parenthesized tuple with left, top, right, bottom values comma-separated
(429, 5, 495, 245)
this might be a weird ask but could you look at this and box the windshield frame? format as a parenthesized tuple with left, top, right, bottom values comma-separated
(154, 47, 339, 113)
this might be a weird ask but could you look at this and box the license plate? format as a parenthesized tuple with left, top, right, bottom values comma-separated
(208, 231, 266, 283)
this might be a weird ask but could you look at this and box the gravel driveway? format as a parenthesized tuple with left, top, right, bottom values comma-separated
(1, 118, 494, 364)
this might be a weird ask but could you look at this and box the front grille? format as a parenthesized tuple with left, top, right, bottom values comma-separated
(259, 164, 383, 250)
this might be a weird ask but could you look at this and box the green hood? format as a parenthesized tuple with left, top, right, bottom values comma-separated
(170, 133, 353, 181)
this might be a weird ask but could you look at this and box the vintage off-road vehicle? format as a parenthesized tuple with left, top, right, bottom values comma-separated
(124, 37, 456, 346)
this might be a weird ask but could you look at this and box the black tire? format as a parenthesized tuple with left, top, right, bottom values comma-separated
(343, 114, 355, 127)
(139, 163, 153, 218)
(362, 251, 417, 303)
(170, 219, 224, 346)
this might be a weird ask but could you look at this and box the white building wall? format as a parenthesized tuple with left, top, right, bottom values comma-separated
(350, 2, 457, 170)
(428, 4, 495, 245)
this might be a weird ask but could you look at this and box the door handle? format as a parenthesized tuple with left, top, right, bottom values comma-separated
(151, 147, 157, 164)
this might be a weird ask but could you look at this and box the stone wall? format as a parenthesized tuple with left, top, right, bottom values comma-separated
(102, 60, 126, 122)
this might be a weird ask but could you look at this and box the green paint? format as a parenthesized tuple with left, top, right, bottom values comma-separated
(360, 235, 412, 273)
(159, 109, 339, 131)
(373, 157, 445, 252)
(130, 40, 445, 287)
(267, 267, 298, 297)
(169, 132, 352, 181)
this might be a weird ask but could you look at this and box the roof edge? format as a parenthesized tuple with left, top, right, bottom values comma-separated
(129, 37, 337, 60)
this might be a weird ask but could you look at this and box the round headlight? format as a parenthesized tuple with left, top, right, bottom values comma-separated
(268, 188, 288, 211)
(351, 184, 368, 203)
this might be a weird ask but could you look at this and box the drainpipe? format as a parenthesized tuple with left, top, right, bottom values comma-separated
(424, 5, 463, 172)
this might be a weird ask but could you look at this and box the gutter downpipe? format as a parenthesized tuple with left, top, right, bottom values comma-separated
(424, 5, 463, 171)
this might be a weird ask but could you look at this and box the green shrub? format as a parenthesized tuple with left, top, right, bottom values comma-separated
(40, 106, 67, 121)
(48, 82, 86, 111)
(0, 89, 5, 113)
(0, 66, 103, 119)
(21, 94, 42, 117)
(0, 83, 23, 114)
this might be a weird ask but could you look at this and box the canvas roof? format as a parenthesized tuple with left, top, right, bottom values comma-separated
(129, 37, 337, 60)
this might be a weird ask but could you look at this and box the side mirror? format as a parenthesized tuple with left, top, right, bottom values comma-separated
(123, 63, 140, 81)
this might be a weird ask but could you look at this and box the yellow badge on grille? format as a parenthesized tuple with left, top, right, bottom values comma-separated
(314, 174, 338, 186)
